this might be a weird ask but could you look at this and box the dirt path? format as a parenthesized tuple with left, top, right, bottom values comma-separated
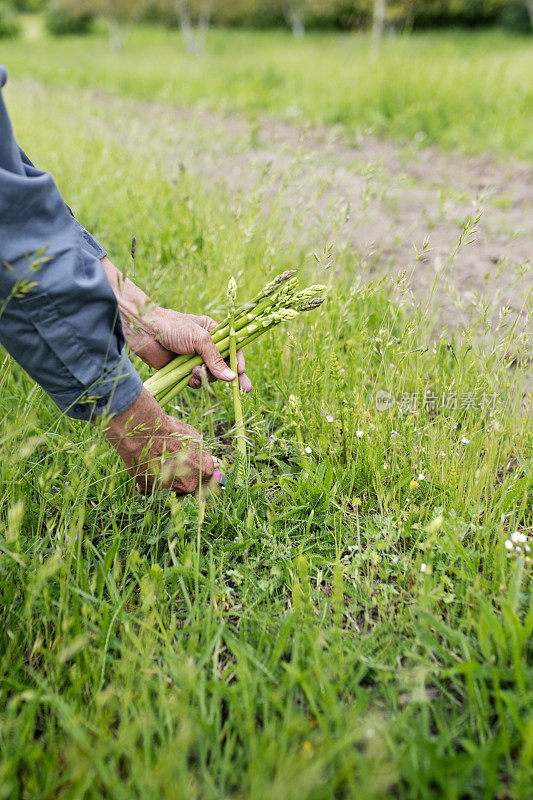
(18, 79, 533, 330)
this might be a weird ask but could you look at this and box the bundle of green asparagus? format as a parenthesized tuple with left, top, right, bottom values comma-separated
(144, 271, 326, 407)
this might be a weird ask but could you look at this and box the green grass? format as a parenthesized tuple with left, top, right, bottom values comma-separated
(0, 35, 532, 800)
(2, 25, 533, 161)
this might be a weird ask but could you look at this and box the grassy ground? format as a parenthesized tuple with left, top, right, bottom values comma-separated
(1, 30, 532, 800)
(2, 25, 533, 161)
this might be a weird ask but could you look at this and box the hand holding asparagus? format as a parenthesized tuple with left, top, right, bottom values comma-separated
(143, 271, 326, 406)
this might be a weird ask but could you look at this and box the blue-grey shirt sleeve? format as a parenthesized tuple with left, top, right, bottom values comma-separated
(0, 65, 143, 420)
(18, 147, 108, 262)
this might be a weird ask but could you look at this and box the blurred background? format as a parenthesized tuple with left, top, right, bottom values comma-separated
(1, 1, 532, 47)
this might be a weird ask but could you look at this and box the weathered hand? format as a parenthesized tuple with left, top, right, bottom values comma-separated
(100, 257, 252, 393)
(127, 306, 253, 393)
(101, 388, 215, 495)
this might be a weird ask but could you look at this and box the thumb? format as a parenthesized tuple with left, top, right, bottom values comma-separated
(195, 329, 236, 382)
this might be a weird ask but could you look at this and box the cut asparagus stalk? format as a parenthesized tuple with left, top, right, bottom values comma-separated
(143, 271, 326, 407)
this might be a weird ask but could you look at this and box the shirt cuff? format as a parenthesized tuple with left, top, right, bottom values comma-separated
(71, 217, 107, 261)
(55, 354, 143, 421)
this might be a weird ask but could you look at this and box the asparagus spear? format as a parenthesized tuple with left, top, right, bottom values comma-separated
(227, 277, 246, 485)
(143, 271, 325, 406)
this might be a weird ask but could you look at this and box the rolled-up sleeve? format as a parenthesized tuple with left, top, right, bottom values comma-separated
(0, 65, 142, 420)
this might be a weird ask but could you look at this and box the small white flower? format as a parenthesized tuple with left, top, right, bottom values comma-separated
(305, 446, 312, 454)
(340, 368, 345, 374)
(511, 531, 521, 544)
(356, 430, 364, 438)
(461, 436, 470, 444)
(420, 562, 427, 573)
(326, 414, 334, 423)
(418, 473, 425, 481)
(383, 463, 389, 470)
(504, 540, 513, 550)
(516, 546, 522, 553)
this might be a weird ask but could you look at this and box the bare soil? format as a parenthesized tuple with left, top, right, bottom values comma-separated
(24, 80, 533, 331)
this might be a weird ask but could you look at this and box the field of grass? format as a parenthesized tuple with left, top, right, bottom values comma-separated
(1, 29, 533, 800)
(2, 25, 533, 161)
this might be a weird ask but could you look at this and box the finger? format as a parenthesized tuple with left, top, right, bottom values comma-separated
(188, 366, 204, 389)
(170, 452, 214, 495)
(239, 373, 253, 393)
(195, 329, 236, 382)
(219, 356, 251, 391)
(236, 348, 246, 375)
(190, 365, 218, 387)
(190, 315, 218, 332)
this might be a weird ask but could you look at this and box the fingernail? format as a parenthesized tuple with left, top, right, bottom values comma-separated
(222, 367, 237, 381)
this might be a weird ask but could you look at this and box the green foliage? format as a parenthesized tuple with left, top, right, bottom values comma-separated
(121, 0, 533, 32)
(2, 28, 533, 161)
(500, 0, 533, 32)
(0, 1, 20, 37)
(9, 0, 46, 11)
(45, 1, 94, 35)
(45, 0, 151, 34)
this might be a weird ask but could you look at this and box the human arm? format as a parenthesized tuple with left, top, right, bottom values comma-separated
(0, 66, 142, 421)
(0, 65, 213, 493)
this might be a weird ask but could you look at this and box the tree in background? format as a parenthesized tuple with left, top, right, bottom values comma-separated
(45, 0, 95, 35)
(175, 0, 213, 53)
(95, 0, 147, 47)
(284, 0, 306, 37)
(39, 0, 533, 37)
(372, 0, 385, 56)
(0, 0, 21, 37)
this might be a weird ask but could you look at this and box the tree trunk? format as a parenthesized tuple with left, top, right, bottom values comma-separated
(176, 1, 212, 55)
(108, 17, 126, 51)
(372, 0, 386, 60)
(286, 8, 305, 39)
(198, 0, 212, 36)
(176, 1, 197, 54)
